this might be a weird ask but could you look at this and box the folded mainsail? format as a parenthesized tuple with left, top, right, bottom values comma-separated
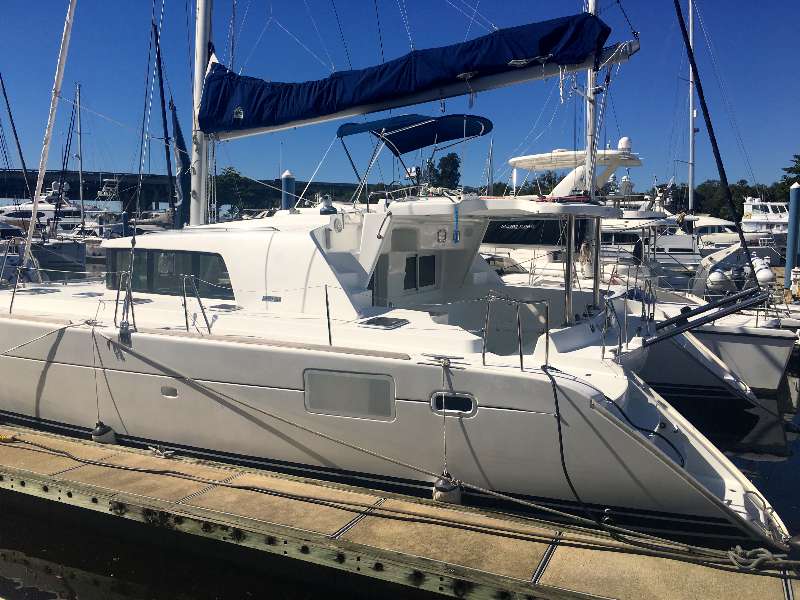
(199, 13, 611, 139)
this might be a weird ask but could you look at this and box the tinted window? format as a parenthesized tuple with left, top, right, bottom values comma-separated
(432, 392, 474, 413)
(151, 250, 193, 295)
(403, 255, 417, 290)
(106, 249, 233, 300)
(418, 255, 436, 288)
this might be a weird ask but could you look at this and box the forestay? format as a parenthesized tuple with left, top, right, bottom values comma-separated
(199, 13, 611, 139)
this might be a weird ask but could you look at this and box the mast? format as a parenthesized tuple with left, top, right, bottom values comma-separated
(687, 0, 695, 213)
(190, 0, 212, 226)
(585, 0, 597, 199)
(153, 21, 175, 217)
(76, 82, 84, 225)
(23, 0, 78, 266)
(584, 0, 602, 310)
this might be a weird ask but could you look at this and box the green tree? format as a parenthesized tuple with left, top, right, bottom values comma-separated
(432, 153, 461, 189)
(216, 166, 270, 214)
(781, 154, 800, 179)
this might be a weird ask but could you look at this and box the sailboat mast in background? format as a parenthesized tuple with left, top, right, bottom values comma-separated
(687, 0, 696, 213)
(76, 82, 84, 225)
(23, 0, 78, 266)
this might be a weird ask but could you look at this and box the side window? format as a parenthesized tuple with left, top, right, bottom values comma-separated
(418, 255, 436, 288)
(105, 249, 233, 300)
(304, 370, 395, 421)
(195, 253, 232, 298)
(152, 251, 192, 295)
(403, 254, 437, 291)
(403, 256, 417, 290)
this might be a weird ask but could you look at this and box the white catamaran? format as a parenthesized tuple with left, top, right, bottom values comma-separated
(0, 1, 789, 550)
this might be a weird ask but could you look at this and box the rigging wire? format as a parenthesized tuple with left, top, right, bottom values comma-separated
(693, 0, 760, 191)
(373, 0, 385, 65)
(462, 0, 481, 41)
(184, 0, 194, 93)
(0, 119, 11, 171)
(441, 0, 492, 34)
(135, 0, 165, 217)
(273, 18, 331, 72)
(614, 0, 640, 39)
(395, 0, 414, 50)
(329, 0, 353, 70)
(227, 0, 238, 70)
(238, 13, 273, 75)
(493, 79, 561, 184)
(234, 0, 254, 51)
(303, 0, 336, 72)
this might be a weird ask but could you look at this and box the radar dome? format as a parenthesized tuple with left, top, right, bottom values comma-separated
(617, 137, 632, 151)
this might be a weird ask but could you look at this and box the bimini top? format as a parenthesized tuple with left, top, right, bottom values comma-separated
(199, 13, 611, 137)
(336, 114, 493, 156)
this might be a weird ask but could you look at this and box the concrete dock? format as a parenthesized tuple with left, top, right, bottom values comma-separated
(0, 423, 795, 600)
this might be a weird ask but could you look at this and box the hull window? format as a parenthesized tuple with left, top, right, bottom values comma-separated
(304, 370, 395, 421)
(430, 392, 476, 416)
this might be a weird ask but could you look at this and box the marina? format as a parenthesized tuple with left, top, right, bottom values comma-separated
(0, 0, 799, 597)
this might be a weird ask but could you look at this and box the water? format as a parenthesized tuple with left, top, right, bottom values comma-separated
(731, 412, 800, 534)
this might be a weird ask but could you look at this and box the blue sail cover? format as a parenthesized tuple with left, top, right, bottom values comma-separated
(199, 13, 610, 136)
(337, 114, 492, 156)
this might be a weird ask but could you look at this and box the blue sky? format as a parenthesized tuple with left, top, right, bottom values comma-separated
(1, 0, 798, 194)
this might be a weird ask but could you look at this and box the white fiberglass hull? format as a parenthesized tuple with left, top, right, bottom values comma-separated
(0, 309, 787, 549)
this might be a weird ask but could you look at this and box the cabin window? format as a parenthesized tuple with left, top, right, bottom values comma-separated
(5, 211, 44, 219)
(403, 254, 437, 291)
(106, 249, 234, 300)
(304, 370, 395, 421)
(403, 255, 417, 290)
(419, 255, 436, 287)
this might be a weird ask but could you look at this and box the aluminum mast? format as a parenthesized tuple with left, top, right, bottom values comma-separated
(23, 0, 78, 266)
(76, 82, 84, 226)
(687, 0, 696, 213)
(190, 0, 212, 226)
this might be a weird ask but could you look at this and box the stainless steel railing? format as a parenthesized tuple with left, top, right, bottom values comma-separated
(481, 290, 550, 370)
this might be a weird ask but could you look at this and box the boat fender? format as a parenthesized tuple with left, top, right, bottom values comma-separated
(91, 421, 117, 444)
(433, 476, 462, 505)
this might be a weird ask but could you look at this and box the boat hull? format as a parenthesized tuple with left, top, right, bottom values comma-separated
(0, 315, 786, 548)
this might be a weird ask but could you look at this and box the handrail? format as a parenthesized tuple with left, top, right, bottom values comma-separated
(375, 211, 392, 239)
(481, 290, 550, 369)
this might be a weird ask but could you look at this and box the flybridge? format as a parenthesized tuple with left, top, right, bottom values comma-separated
(199, 13, 638, 140)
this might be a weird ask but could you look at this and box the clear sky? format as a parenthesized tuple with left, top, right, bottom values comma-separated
(1, 0, 798, 195)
